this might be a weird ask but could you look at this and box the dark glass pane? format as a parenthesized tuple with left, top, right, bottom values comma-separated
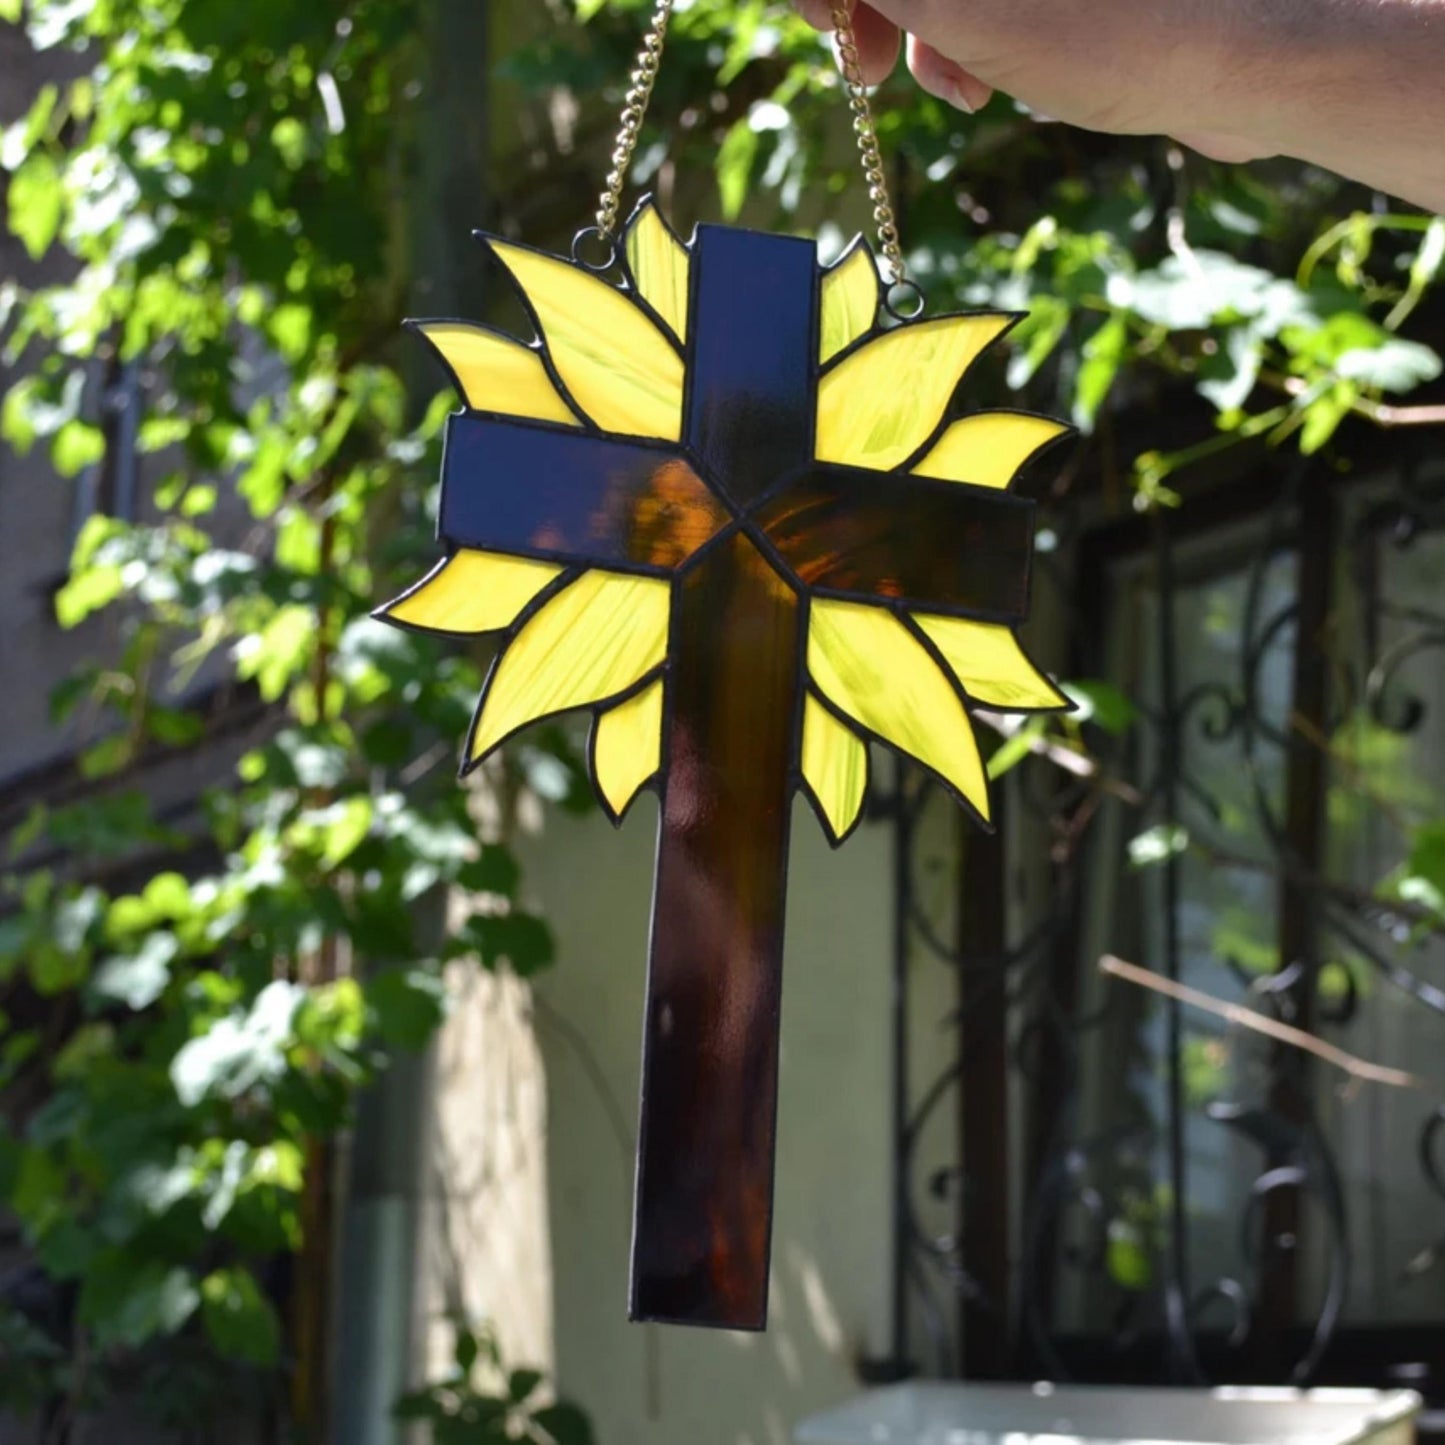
(441, 415, 729, 572)
(631, 531, 801, 1329)
(757, 465, 1035, 620)
(684, 226, 818, 508)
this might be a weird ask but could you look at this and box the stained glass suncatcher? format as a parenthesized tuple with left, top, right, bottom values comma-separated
(379, 199, 1072, 1331)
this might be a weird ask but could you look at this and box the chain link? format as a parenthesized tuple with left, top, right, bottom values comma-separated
(831, 1, 907, 286)
(596, 0, 674, 241)
(595, 0, 908, 289)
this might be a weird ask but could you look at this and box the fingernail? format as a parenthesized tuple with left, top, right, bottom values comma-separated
(948, 81, 976, 114)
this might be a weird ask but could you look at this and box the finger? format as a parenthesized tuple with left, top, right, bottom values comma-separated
(794, 0, 837, 29)
(842, 3, 903, 87)
(1174, 132, 1274, 164)
(905, 34, 994, 114)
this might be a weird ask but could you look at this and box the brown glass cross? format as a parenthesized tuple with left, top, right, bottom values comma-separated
(436, 225, 1035, 1330)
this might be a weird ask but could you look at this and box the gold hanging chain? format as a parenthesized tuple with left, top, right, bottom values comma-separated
(596, 0, 910, 292)
(596, 0, 675, 242)
(829, 1, 908, 287)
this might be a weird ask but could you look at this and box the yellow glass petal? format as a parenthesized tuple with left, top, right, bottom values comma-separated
(809, 599, 990, 821)
(816, 314, 1016, 471)
(488, 240, 685, 441)
(470, 570, 669, 763)
(379, 550, 562, 635)
(625, 202, 691, 343)
(412, 322, 581, 427)
(594, 678, 664, 818)
(912, 412, 1071, 491)
(916, 615, 1069, 710)
(801, 693, 868, 841)
(819, 242, 880, 364)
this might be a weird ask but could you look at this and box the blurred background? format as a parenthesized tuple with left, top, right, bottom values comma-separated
(2, 1, 1444, 1442)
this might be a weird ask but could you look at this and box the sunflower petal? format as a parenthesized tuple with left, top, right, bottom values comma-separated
(377, 550, 562, 635)
(819, 241, 880, 364)
(469, 571, 669, 764)
(488, 239, 684, 441)
(913, 412, 1071, 490)
(411, 322, 581, 427)
(801, 693, 869, 842)
(816, 314, 1016, 470)
(915, 615, 1069, 710)
(808, 599, 989, 821)
(625, 201, 691, 343)
(593, 678, 664, 819)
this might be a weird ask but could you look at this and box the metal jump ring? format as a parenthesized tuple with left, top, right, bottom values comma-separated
(886, 278, 926, 321)
(572, 227, 620, 273)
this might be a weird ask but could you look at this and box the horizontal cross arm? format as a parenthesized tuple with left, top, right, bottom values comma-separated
(441, 414, 730, 574)
(755, 465, 1036, 621)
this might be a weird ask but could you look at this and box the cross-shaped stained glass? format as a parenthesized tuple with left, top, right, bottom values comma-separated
(379, 200, 1072, 1331)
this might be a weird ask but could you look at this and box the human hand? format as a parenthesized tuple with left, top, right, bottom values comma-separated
(792, 0, 1290, 163)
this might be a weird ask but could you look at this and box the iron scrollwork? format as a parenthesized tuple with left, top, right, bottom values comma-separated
(887, 453, 1445, 1388)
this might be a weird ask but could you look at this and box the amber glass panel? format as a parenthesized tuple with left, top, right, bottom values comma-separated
(469, 571, 668, 764)
(488, 239, 685, 440)
(379, 550, 562, 635)
(633, 554, 804, 1322)
(440, 416, 729, 573)
(756, 464, 1035, 620)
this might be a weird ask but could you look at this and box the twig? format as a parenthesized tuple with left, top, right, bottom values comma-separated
(1099, 954, 1427, 1091)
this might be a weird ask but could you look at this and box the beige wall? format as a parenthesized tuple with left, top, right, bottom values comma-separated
(520, 791, 900, 1445)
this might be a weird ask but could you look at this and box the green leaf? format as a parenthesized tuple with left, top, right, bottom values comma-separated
(8, 150, 63, 260)
(235, 604, 316, 702)
(532, 1403, 595, 1445)
(1072, 313, 1127, 432)
(459, 845, 521, 899)
(1284, 311, 1441, 391)
(1006, 295, 1069, 389)
(470, 912, 555, 978)
(394, 1393, 448, 1423)
(79, 1256, 199, 1350)
(1106, 1219, 1153, 1291)
(455, 1326, 481, 1375)
(55, 563, 125, 628)
(715, 119, 759, 221)
(1127, 824, 1190, 870)
(509, 1368, 543, 1404)
(367, 966, 447, 1051)
(1197, 326, 1263, 413)
(171, 981, 304, 1107)
(986, 718, 1045, 780)
(1334, 338, 1442, 392)
(90, 933, 178, 1010)
(1299, 381, 1357, 454)
(1109, 251, 1293, 331)
(51, 421, 105, 477)
(1063, 680, 1139, 734)
(200, 1267, 281, 1366)
(319, 797, 374, 869)
(53, 1022, 114, 1079)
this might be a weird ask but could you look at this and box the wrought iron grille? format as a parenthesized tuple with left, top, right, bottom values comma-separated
(882, 445, 1445, 1406)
